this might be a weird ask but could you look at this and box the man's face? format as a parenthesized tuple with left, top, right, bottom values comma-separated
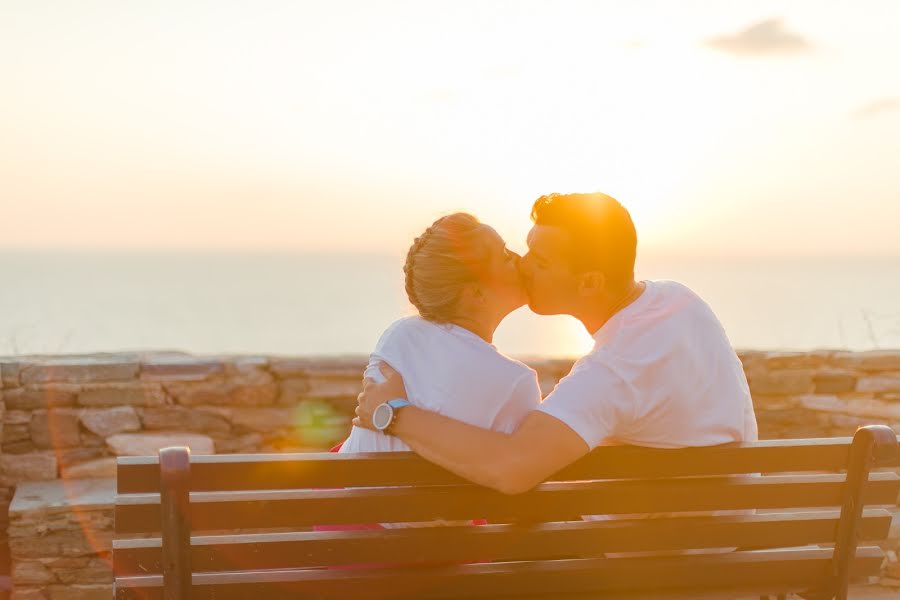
(519, 225, 582, 315)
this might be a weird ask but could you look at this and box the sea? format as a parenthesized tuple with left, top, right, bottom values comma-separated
(1, 251, 898, 358)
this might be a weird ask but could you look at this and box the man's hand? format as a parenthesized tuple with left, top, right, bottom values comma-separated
(354, 363, 408, 430)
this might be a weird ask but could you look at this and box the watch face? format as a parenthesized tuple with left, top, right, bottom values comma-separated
(372, 403, 392, 431)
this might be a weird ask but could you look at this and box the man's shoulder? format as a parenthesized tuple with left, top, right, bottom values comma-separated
(646, 279, 701, 302)
(644, 279, 720, 326)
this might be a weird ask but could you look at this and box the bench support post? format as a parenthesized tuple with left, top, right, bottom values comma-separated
(160, 446, 192, 600)
(831, 425, 898, 600)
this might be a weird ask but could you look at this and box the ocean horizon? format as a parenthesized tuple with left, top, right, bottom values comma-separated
(2, 250, 899, 359)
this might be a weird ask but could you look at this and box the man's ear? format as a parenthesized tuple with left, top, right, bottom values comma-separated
(577, 270, 606, 296)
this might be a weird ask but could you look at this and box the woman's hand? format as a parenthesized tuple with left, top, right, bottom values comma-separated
(353, 363, 408, 430)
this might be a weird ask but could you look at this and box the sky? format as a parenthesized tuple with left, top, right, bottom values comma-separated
(1, 0, 899, 258)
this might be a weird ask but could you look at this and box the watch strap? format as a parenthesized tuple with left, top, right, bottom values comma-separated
(384, 399, 411, 433)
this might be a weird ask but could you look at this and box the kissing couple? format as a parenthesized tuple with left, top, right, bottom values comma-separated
(346, 192, 757, 498)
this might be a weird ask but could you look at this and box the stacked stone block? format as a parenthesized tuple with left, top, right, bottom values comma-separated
(740, 350, 900, 439)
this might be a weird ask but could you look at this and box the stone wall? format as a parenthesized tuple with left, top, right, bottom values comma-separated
(740, 350, 900, 439)
(1, 350, 899, 598)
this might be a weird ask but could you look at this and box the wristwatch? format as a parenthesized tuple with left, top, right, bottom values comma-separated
(372, 399, 411, 434)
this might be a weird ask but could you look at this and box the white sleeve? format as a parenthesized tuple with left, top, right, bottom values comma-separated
(364, 320, 407, 382)
(490, 369, 542, 434)
(536, 359, 632, 449)
(363, 357, 388, 383)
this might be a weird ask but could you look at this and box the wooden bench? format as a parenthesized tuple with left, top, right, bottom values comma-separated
(113, 425, 900, 600)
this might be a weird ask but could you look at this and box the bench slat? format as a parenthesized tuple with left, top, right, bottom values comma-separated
(115, 472, 900, 534)
(112, 509, 892, 575)
(116, 437, 890, 494)
(113, 547, 884, 600)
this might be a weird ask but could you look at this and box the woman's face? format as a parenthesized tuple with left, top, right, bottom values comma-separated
(476, 225, 527, 317)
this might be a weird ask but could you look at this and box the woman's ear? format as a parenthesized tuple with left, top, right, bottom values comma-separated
(471, 283, 488, 305)
(459, 282, 486, 307)
(577, 270, 605, 297)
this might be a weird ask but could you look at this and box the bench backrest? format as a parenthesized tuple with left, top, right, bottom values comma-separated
(114, 426, 900, 600)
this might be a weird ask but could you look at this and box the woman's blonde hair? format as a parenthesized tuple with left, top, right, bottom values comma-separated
(404, 213, 488, 323)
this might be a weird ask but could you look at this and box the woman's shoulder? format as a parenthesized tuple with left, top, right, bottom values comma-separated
(378, 315, 435, 342)
(481, 350, 538, 383)
(377, 317, 534, 379)
(373, 315, 444, 354)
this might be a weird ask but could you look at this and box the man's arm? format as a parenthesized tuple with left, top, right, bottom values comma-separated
(354, 368, 589, 495)
(394, 407, 588, 494)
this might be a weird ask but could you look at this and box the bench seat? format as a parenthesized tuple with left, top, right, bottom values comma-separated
(113, 426, 900, 600)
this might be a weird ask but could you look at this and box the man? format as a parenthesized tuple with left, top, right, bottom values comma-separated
(354, 192, 758, 494)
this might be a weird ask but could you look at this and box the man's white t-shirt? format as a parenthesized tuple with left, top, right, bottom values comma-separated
(537, 280, 757, 550)
(539, 279, 758, 450)
(341, 316, 541, 454)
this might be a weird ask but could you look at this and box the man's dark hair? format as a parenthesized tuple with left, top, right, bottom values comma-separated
(530, 192, 637, 283)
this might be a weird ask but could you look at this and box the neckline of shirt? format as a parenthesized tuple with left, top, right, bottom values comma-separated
(591, 280, 657, 347)
(427, 318, 498, 351)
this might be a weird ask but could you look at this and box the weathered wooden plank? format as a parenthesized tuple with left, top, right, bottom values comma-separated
(113, 546, 885, 600)
(117, 437, 881, 494)
(114, 472, 900, 534)
(158, 447, 191, 600)
(112, 509, 892, 575)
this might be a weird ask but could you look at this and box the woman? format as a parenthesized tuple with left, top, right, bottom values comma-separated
(318, 213, 541, 549)
(340, 212, 541, 456)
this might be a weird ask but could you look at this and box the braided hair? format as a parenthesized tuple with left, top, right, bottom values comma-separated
(402, 213, 485, 323)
